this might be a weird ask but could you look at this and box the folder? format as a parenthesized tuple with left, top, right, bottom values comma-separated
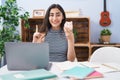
(0, 69, 57, 80)
(86, 71, 103, 79)
(61, 66, 95, 79)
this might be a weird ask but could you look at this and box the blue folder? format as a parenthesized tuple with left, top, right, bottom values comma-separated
(0, 69, 57, 80)
(61, 66, 95, 79)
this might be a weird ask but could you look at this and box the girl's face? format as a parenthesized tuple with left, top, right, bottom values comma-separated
(49, 8, 63, 30)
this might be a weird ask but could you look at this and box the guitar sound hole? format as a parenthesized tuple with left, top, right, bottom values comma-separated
(103, 22, 107, 24)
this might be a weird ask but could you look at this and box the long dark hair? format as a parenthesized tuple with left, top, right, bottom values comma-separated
(40, 4, 66, 33)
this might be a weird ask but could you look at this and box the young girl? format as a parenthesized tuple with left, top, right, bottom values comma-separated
(33, 4, 76, 62)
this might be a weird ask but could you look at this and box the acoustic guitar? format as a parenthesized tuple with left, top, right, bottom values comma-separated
(99, 0, 111, 27)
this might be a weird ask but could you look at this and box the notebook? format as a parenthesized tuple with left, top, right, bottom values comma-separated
(0, 69, 57, 80)
(86, 71, 103, 79)
(5, 42, 50, 70)
(61, 66, 95, 79)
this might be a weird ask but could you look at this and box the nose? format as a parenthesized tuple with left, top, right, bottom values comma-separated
(53, 15, 57, 21)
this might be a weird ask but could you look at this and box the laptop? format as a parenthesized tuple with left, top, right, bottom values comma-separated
(5, 42, 50, 71)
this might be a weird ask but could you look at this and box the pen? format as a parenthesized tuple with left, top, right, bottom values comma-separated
(102, 64, 120, 71)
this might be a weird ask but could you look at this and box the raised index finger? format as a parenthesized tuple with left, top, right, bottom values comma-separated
(36, 25, 39, 32)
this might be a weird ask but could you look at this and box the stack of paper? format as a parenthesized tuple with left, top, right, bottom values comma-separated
(79, 62, 101, 68)
(0, 69, 57, 80)
(54, 61, 83, 71)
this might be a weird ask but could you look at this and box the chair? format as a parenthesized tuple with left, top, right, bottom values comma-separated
(89, 47, 120, 64)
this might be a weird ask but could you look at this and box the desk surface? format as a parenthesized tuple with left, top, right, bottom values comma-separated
(0, 62, 120, 80)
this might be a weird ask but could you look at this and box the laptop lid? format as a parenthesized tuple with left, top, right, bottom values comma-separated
(5, 42, 49, 71)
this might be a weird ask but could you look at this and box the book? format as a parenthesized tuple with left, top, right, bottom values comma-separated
(61, 66, 95, 79)
(0, 69, 57, 80)
(86, 71, 103, 79)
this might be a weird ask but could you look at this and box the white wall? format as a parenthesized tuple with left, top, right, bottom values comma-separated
(17, 0, 120, 43)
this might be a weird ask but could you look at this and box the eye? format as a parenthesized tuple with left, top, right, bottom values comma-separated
(50, 14, 54, 17)
(56, 12, 62, 17)
(56, 14, 61, 17)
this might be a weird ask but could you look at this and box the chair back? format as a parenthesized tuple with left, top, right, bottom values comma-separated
(89, 47, 120, 64)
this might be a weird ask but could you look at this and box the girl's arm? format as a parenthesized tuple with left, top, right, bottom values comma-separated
(64, 22, 76, 61)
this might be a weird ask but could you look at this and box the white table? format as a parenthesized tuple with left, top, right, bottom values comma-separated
(0, 62, 120, 80)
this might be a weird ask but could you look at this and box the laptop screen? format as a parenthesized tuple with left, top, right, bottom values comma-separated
(5, 42, 49, 71)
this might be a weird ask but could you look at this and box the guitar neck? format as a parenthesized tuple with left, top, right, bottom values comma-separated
(104, 0, 107, 12)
